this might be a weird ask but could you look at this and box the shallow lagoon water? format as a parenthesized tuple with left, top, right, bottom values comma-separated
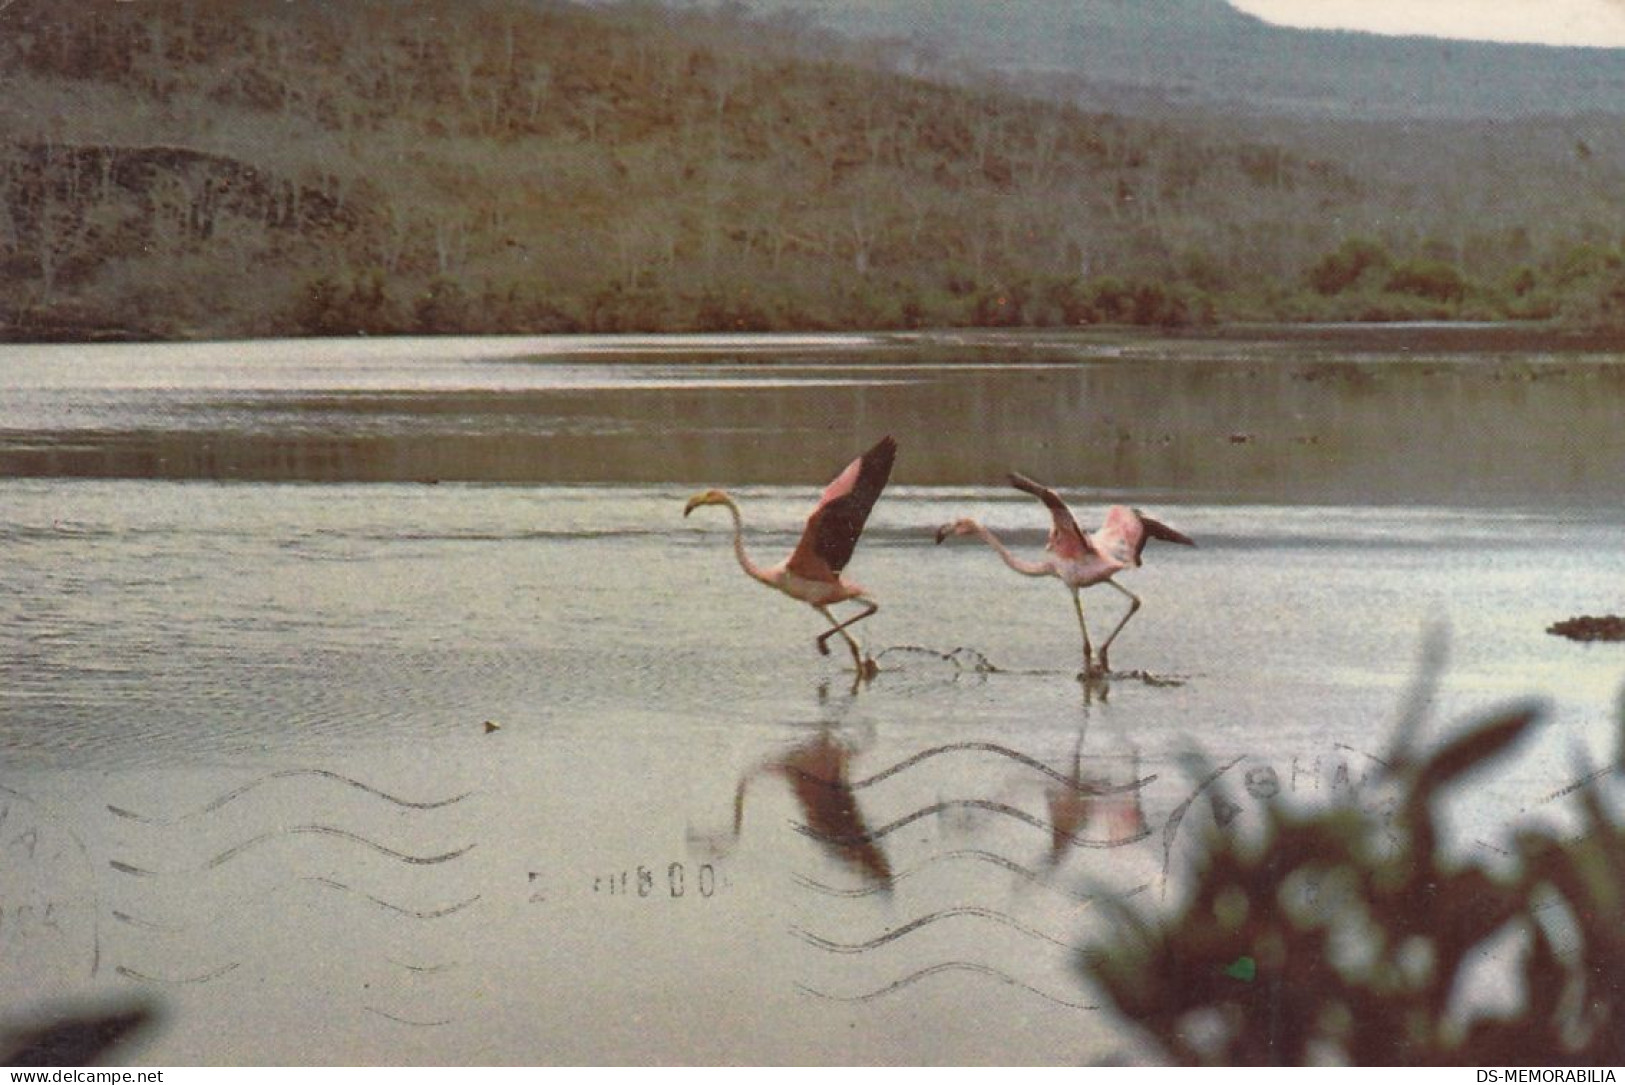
(2, 331, 1623, 1064)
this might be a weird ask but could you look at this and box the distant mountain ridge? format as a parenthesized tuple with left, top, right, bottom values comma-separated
(734, 0, 1625, 118)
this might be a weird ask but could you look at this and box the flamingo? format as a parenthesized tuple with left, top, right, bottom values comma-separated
(684, 436, 896, 677)
(935, 472, 1194, 676)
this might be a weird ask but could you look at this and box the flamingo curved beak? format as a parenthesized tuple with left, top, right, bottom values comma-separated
(684, 490, 725, 517)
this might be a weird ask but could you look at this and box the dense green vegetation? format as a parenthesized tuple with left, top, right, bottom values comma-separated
(1, 0, 1622, 338)
(1086, 658, 1625, 1064)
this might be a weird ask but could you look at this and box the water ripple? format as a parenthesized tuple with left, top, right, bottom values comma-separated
(109, 827, 475, 875)
(792, 905, 1073, 954)
(797, 962, 1096, 1011)
(107, 770, 471, 824)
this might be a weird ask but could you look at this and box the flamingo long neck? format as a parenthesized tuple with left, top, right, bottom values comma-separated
(719, 496, 775, 587)
(973, 522, 1053, 577)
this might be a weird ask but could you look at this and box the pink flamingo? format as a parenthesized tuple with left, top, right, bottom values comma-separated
(936, 472, 1194, 676)
(685, 436, 896, 676)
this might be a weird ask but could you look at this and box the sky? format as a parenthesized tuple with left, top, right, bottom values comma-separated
(1227, 0, 1625, 47)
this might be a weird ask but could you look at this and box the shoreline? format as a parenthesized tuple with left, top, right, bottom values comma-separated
(2, 321, 1623, 358)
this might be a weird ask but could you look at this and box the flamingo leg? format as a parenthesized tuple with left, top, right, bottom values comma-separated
(1097, 580, 1142, 672)
(1070, 588, 1097, 674)
(816, 601, 878, 673)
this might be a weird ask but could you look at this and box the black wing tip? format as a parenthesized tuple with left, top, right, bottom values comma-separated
(813, 436, 897, 573)
(1140, 514, 1196, 547)
(859, 435, 898, 487)
(1008, 472, 1072, 514)
(1007, 470, 1044, 493)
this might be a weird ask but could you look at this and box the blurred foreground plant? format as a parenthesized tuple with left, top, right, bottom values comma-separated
(1083, 667, 1625, 1065)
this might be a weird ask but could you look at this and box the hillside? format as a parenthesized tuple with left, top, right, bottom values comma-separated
(1, 0, 1622, 339)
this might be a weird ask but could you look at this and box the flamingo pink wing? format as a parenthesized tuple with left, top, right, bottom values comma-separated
(1095, 505, 1147, 564)
(787, 436, 897, 577)
(1098, 505, 1195, 564)
(1008, 472, 1093, 560)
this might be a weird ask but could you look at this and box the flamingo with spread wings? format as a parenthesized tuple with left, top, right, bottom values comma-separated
(936, 471, 1193, 676)
(684, 436, 896, 676)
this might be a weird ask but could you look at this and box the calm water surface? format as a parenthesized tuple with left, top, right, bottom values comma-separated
(2, 332, 1623, 1064)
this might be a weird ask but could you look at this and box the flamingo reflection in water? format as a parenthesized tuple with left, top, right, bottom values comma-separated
(1043, 726, 1150, 869)
(685, 436, 897, 678)
(690, 723, 892, 889)
(936, 471, 1194, 678)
